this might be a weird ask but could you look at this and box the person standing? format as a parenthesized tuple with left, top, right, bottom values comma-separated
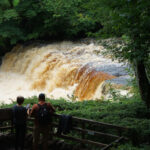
(29, 93, 55, 150)
(13, 96, 27, 150)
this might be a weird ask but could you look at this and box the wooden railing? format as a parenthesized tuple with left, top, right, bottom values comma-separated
(0, 108, 129, 150)
(0, 108, 13, 134)
(51, 114, 128, 150)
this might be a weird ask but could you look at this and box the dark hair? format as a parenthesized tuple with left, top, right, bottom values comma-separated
(38, 93, 45, 101)
(17, 96, 24, 105)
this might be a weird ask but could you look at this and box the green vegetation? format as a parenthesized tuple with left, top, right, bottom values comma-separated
(98, 0, 150, 108)
(0, 0, 102, 55)
(1, 93, 150, 149)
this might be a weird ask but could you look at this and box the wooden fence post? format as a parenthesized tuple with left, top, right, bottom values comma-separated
(81, 122, 85, 148)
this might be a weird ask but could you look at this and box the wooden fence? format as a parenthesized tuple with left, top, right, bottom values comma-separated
(0, 108, 130, 150)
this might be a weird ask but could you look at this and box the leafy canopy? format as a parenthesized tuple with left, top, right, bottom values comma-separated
(0, 0, 102, 55)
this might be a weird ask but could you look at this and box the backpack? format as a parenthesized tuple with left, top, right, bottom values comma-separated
(37, 103, 50, 125)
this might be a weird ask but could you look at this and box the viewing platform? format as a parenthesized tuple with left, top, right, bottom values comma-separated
(0, 108, 132, 150)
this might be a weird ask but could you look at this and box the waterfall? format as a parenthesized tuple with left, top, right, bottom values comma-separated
(0, 41, 129, 104)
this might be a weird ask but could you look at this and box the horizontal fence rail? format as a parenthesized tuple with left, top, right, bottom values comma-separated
(0, 108, 129, 150)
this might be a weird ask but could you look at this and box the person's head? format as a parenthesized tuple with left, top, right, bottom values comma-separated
(17, 96, 24, 105)
(38, 93, 45, 101)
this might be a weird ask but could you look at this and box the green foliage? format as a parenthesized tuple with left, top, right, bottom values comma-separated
(0, 0, 149, 60)
(91, 0, 150, 107)
(111, 143, 150, 150)
(92, 0, 150, 70)
(2, 9, 18, 21)
(13, 0, 20, 7)
(0, 0, 102, 55)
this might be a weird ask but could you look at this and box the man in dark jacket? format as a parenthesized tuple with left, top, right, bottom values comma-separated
(13, 96, 27, 150)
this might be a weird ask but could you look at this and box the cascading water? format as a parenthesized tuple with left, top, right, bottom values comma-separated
(0, 41, 129, 104)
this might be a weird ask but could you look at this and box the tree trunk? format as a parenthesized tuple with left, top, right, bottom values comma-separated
(8, 0, 13, 8)
(134, 60, 150, 108)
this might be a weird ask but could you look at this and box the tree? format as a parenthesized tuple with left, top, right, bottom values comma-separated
(98, 0, 150, 108)
(0, 0, 101, 56)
